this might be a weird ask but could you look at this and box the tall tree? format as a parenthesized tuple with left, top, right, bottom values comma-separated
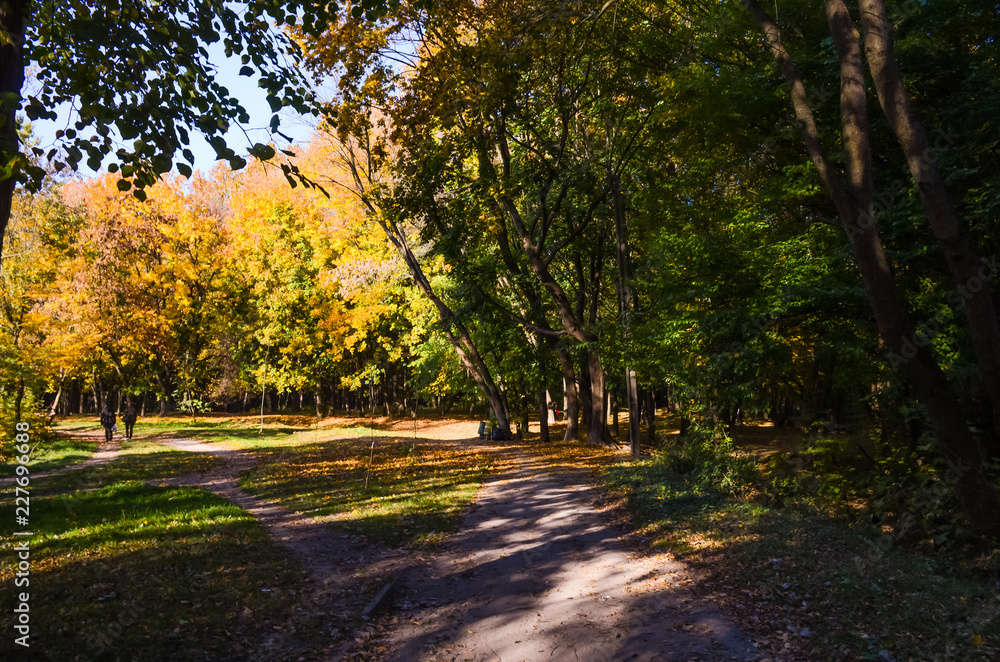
(739, 0, 1000, 536)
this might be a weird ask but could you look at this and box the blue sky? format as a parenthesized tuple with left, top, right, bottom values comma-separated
(27, 41, 321, 178)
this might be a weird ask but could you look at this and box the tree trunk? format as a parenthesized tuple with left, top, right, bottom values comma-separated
(154, 370, 171, 415)
(610, 170, 642, 457)
(0, 0, 25, 262)
(557, 347, 580, 441)
(314, 383, 324, 419)
(646, 389, 657, 445)
(537, 382, 550, 444)
(13, 376, 24, 422)
(92, 371, 103, 413)
(742, 0, 1000, 537)
(48, 369, 65, 422)
(858, 0, 1000, 438)
(611, 390, 619, 437)
(378, 218, 511, 434)
(587, 351, 609, 445)
(579, 351, 592, 436)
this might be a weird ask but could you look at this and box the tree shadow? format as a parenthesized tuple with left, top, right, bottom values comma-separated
(381, 457, 759, 661)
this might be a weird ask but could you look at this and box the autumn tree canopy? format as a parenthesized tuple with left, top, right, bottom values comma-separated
(5, 0, 1000, 541)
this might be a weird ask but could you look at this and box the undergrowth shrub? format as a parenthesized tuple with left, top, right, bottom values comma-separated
(0, 390, 54, 460)
(651, 419, 998, 551)
(656, 421, 759, 501)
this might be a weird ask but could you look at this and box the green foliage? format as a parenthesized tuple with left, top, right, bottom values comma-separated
(652, 421, 760, 501)
(11, 0, 359, 199)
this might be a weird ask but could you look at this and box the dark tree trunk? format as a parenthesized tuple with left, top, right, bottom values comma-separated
(314, 383, 324, 419)
(646, 390, 657, 446)
(579, 351, 592, 437)
(610, 170, 641, 457)
(154, 371, 170, 415)
(92, 371, 103, 413)
(742, 0, 1000, 537)
(13, 377, 24, 422)
(0, 0, 25, 262)
(611, 390, 619, 437)
(859, 0, 1000, 440)
(537, 359, 550, 442)
(556, 346, 579, 441)
(587, 351, 609, 446)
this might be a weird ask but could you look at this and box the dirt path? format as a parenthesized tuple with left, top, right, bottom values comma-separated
(368, 451, 759, 662)
(16, 424, 760, 661)
(152, 437, 410, 587)
(0, 430, 119, 488)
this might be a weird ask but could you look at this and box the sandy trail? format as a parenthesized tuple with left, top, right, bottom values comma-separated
(375, 450, 758, 662)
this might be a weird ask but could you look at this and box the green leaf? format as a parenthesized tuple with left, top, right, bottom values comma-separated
(250, 143, 276, 160)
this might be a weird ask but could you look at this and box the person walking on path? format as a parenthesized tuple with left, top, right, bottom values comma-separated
(100, 404, 116, 442)
(122, 401, 137, 439)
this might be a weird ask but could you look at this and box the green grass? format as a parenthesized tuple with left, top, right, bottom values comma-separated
(0, 482, 326, 661)
(52, 413, 393, 451)
(605, 458, 1000, 661)
(240, 436, 494, 547)
(12, 438, 218, 497)
(0, 434, 98, 477)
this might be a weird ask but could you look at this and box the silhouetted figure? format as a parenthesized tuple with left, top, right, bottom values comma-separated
(99, 405, 116, 442)
(122, 403, 137, 439)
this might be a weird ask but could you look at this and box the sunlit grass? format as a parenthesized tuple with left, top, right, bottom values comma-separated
(240, 437, 495, 547)
(8, 438, 218, 497)
(50, 412, 397, 452)
(0, 434, 98, 477)
(0, 482, 320, 660)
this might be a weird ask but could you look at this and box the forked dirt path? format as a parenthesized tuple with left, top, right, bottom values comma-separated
(33, 422, 758, 661)
(152, 437, 409, 587)
(369, 450, 759, 662)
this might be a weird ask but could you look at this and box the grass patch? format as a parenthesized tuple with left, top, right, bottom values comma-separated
(11, 438, 218, 497)
(240, 436, 494, 548)
(0, 434, 98, 477)
(605, 457, 1000, 661)
(51, 413, 394, 452)
(0, 482, 326, 661)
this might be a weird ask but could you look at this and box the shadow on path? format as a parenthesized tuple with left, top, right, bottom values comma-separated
(375, 451, 759, 662)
